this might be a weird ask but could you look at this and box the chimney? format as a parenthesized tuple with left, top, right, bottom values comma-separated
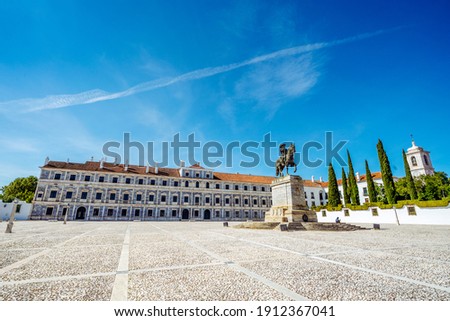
(90, 156, 94, 162)
(356, 172, 360, 181)
(44, 156, 50, 165)
(155, 162, 159, 174)
(124, 159, 129, 172)
(100, 158, 104, 169)
(146, 162, 150, 174)
(319, 176, 323, 183)
(180, 160, 185, 168)
(311, 175, 315, 183)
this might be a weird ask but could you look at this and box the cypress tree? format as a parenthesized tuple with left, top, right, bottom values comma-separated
(328, 163, 341, 207)
(341, 168, 351, 205)
(377, 139, 397, 204)
(402, 149, 418, 200)
(365, 160, 378, 202)
(347, 150, 360, 205)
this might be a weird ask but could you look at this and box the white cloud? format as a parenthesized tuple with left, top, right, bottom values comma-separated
(0, 30, 390, 114)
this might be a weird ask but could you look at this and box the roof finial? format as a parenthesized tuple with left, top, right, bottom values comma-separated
(410, 134, 416, 147)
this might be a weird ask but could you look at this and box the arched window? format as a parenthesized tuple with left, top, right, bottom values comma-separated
(195, 181, 200, 188)
(423, 155, 429, 166)
(206, 182, 210, 189)
(185, 181, 189, 188)
(411, 156, 417, 167)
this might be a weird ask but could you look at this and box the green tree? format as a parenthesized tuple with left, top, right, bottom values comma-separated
(327, 163, 341, 207)
(376, 139, 397, 204)
(0, 176, 38, 203)
(365, 160, 378, 202)
(402, 149, 418, 200)
(395, 177, 410, 201)
(341, 168, 351, 205)
(347, 150, 360, 205)
(415, 172, 449, 200)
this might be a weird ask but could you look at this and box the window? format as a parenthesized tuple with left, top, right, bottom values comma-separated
(112, 177, 118, 183)
(411, 156, 417, 167)
(225, 185, 229, 190)
(174, 181, 179, 187)
(123, 194, 129, 201)
(261, 187, 265, 192)
(160, 209, 165, 217)
(95, 192, 102, 200)
(206, 182, 210, 188)
(205, 197, 210, 203)
(110, 193, 116, 201)
(195, 196, 200, 204)
(171, 195, 177, 203)
(235, 198, 239, 205)
(206, 174, 210, 178)
(262, 199, 266, 206)
(46, 207, 53, 215)
(225, 198, 230, 204)
(136, 194, 142, 201)
(162, 180, 167, 186)
(54, 173, 61, 180)
(216, 184, 220, 189)
(70, 174, 76, 181)
(253, 199, 257, 205)
(215, 197, 220, 204)
(150, 179, 156, 185)
(93, 208, 99, 216)
(49, 190, 57, 198)
(65, 191, 73, 199)
(149, 194, 155, 202)
(196, 173, 200, 178)
(84, 175, 91, 182)
(253, 186, 257, 191)
(184, 196, 189, 203)
(161, 195, 167, 202)
(194, 210, 199, 217)
(185, 181, 189, 188)
(147, 209, 153, 216)
(215, 210, 220, 217)
(172, 210, 177, 217)
(125, 178, 131, 184)
(363, 187, 368, 196)
(311, 192, 315, 199)
(235, 185, 239, 190)
(81, 192, 88, 199)
(121, 209, 127, 216)
(304, 192, 307, 199)
(135, 209, 140, 217)
(225, 211, 230, 217)
(319, 192, 323, 200)
(244, 186, 248, 191)
(235, 211, 239, 217)
(99, 176, 105, 183)
(185, 172, 189, 176)
(196, 181, 200, 188)
(107, 209, 114, 216)
(138, 179, 144, 185)
(244, 199, 248, 205)
(423, 155, 429, 166)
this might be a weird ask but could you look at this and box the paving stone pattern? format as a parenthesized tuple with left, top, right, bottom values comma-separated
(0, 221, 449, 301)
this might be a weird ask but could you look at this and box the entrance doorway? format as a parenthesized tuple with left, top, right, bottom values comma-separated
(182, 209, 189, 220)
(204, 209, 211, 220)
(76, 207, 86, 220)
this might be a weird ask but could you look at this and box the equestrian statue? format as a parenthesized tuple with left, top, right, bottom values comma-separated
(275, 143, 297, 177)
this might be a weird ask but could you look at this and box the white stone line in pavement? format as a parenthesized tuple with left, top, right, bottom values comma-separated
(150, 224, 310, 301)
(211, 231, 450, 294)
(0, 228, 102, 276)
(110, 225, 130, 301)
(129, 262, 225, 274)
(0, 271, 116, 287)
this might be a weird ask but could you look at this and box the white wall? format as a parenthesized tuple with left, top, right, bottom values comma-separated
(0, 201, 32, 221)
(317, 205, 450, 225)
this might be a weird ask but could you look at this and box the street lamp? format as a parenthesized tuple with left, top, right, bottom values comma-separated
(64, 203, 70, 224)
(5, 198, 19, 233)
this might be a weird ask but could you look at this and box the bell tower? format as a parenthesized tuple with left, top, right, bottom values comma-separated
(406, 136, 435, 177)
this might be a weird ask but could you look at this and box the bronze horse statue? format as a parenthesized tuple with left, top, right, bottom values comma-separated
(275, 143, 297, 177)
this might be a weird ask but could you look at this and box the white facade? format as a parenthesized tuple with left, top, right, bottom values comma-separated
(406, 140, 435, 177)
(0, 200, 32, 221)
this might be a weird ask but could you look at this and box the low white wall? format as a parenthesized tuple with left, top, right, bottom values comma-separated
(317, 205, 450, 225)
(0, 201, 32, 221)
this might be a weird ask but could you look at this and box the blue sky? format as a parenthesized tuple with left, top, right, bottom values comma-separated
(0, 0, 449, 186)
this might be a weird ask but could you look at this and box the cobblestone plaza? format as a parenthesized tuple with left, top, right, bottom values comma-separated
(0, 221, 449, 301)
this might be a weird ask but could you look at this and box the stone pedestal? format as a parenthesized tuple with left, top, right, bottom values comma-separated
(265, 175, 317, 223)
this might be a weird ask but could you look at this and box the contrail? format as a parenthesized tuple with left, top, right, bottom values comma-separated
(0, 29, 392, 113)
